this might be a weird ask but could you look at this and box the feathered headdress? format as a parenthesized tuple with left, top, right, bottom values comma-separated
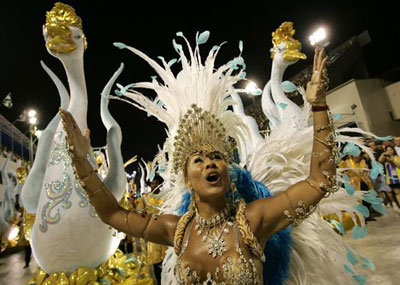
(112, 32, 253, 213)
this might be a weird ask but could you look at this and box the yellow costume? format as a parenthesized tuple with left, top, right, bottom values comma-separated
(339, 157, 374, 190)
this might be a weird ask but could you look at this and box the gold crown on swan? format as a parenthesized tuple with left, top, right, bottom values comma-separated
(172, 104, 235, 174)
(44, 2, 87, 53)
(271, 22, 306, 61)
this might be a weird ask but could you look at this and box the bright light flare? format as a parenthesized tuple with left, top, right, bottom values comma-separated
(8, 225, 19, 241)
(245, 81, 258, 93)
(29, 116, 38, 125)
(27, 109, 37, 118)
(309, 28, 327, 46)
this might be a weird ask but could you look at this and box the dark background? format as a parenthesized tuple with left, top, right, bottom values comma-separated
(1, 0, 400, 172)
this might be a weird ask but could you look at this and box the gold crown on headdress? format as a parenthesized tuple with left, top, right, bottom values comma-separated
(45, 2, 87, 52)
(172, 104, 234, 174)
(271, 22, 306, 61)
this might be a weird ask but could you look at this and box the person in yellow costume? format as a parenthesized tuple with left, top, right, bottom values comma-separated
(339, 154, 374, 191)
(339, 153, 378, 222)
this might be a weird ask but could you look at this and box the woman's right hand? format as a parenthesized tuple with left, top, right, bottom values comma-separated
(59, 108, 90, 160)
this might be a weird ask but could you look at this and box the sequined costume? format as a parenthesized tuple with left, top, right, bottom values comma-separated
(174, 201, 264, 284)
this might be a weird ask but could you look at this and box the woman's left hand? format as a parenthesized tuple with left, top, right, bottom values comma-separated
(305, 47, 329, 105)
(59, 108, 90, 160)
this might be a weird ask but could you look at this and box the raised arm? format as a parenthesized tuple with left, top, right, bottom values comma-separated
(59, 109, 178, 246)
(248, 47, 337, 242)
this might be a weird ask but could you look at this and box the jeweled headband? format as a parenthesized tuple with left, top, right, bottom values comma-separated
(172, 104, 235, 174)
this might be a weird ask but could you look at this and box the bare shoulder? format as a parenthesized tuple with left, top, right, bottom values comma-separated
(159, 213, 181, 239)
(245, 196, 277, 219)
(162, 214, 181, 232)
(145, 213, 180, 246)
(244, 197, 279, 245)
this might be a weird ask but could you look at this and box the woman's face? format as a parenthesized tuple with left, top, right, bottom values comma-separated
(386, 146, 395, 155)
(185, 151, 230, 202)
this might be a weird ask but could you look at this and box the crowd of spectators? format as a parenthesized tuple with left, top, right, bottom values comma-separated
(339, 136, 400, 220)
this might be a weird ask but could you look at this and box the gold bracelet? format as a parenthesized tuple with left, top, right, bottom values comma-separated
(283, 191, 317, 226)
(312, 149, 330, 157)
(284, 191, 295, 212)
(314, 136, 330, 148)
(304, 179, 327, 197)
(315, 125, 330, 132)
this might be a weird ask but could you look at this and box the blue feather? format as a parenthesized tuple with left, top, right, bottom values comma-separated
(113, 42, 127, 49)
(370, 161, 384, 179)
(330, 219, 345, 234)
(352, 274, 367, 285)
(354, 204, 370, 217)
(344, 182, 355, 195)
(374, 135, 393, 141)
(352, 225, 367, 239)
(360, 256, 376, 270)
(344, 264, 354, 274)
(278, 103, 288, 109)
(168, 58, 178, 67)
(172, 39, 182, 53)
(251, 88, 262, 96)
(281, 81, 297, 93)
(362, 191, 383, 204)
(197, 31, 210, 45)
(332, 113, 343, 120)
(346, 248, 359, 265)
(372, 203, 387, 214)
(343, 143, 361, 156)
(239, 40, 243, 53)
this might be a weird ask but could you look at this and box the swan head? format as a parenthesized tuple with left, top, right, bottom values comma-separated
(43, 2, 87, 56)
(270, 22, 306, 65)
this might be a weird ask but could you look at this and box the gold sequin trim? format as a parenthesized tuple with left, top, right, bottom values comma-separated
(236, 200, 265, 262)
(174, 203, 195, 255)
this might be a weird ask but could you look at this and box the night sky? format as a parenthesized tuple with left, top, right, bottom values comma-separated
(1, 0, 400, 172)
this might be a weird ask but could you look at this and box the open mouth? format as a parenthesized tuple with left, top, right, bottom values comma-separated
(206, 172, 220, 184)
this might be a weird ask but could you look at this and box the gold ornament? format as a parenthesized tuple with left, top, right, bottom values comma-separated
(324, 212, 361, 233)
(172, 104, 235, 174)
(23, 210, 35, 242)
(28, 249, 155, 285)
(44, 2, 87, 54)
(95, 156, 103, 167)
(16, 167, 27, 184)
(271, 22, 307, 61)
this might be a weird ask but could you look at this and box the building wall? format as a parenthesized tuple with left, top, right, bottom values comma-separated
(356, 79, 400, 136)
(326, 80, 370, 130)
(326, 79, 400, 136)
(384, 81, 400, 120)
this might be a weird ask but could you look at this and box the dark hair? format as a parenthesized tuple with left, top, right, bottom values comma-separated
(385, 145, 394, 151)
